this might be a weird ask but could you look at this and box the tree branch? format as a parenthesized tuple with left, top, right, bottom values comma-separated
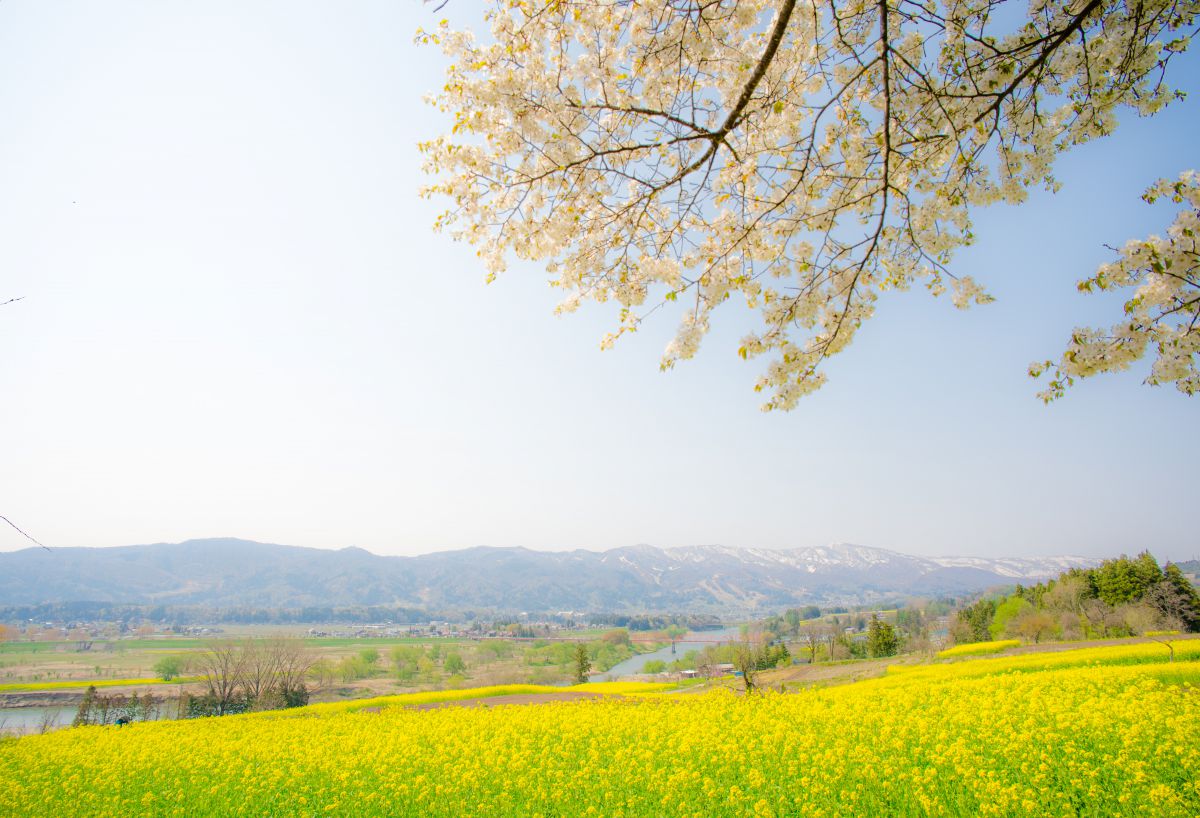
(973, 0, 1105, 123)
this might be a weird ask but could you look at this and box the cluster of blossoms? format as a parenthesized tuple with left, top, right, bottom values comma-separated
(419, 0, 1195, 408)
(1032, 170, 1200, 399)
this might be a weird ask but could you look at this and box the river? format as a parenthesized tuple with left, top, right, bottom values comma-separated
(589, 627, 741, 681)
(0, 705, 79, 735)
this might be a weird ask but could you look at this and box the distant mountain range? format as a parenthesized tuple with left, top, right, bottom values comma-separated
(0, 539, 1101, 613)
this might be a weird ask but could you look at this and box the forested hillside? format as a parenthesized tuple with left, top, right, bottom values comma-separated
(952, 552, 1200, 644)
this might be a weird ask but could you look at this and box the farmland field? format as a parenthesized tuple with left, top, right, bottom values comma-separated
(2, 642, 1198, 817)
(0, 628, 660, 706)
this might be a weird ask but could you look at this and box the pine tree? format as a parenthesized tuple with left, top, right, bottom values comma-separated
(867, 616, 899, 658)
(1163, 563, 1200, 632)
(72, 685, 97, 727)
(572, 643, 591, 685)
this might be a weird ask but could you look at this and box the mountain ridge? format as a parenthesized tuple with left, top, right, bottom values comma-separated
(0, 538, 1099, 613)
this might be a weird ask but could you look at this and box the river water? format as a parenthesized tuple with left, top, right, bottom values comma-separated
(0, 703, 175, 735)
(589, 627, 741, 681)
(0, 705, 78, 735)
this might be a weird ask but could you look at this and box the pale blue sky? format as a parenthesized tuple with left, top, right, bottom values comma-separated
(0, 1, 1196, 561)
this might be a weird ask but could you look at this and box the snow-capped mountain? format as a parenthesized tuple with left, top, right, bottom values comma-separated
(0, 539, 1100, 613)
(928, 555, 1093, 578)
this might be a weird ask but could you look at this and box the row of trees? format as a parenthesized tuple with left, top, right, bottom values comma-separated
(763, 606, 930, 665)
(762, 607, 823, 638)
(953, 553, 1200, 644)
(184, 638, 315, 717)
(300, 632, 643, 690)
(586, 614, 721, 632)
(793, 615, 902, 664)
(73, 688, 162, 726)
(2, 603, 694, 631)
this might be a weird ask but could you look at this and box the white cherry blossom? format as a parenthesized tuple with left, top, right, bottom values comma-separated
(419, 0, 1197, 409)
(1032, 171, 1200, 399)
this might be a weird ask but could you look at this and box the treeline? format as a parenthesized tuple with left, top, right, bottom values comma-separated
(647, 616, 903, 684)
(0, 601, 454, 627)
(312, 631, 643, 689)
(759, 603, 944, 663)
(2, 601, 727, 630)
(220, 605, 450, 625)
(953, 552, 1200, 644)
(73, 688, 164, 726)
(182, 638, 315, 717)
(762, 606, 824, 635)
(586, 613, 722, 631)
(314, 644, 471, 687)
(635, 642, 793, 679)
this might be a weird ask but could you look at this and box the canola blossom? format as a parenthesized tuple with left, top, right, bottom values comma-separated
(266, 681, 677, 717)
(891, 638, 1200, 682)
(936, 639, 1020, 658)
(2, 652, 1197, 816)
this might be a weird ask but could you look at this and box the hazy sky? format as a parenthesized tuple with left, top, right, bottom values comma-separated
(1, 1, 1197, 561)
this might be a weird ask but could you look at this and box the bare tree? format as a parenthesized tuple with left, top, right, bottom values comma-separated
(271, 638, 316, 706)
(822, 621, 842, 661)
(308, 658, 337, 693)
(800, 628, 821, 664)
(732, 643, 760, 694)
(1080, 598, 1123, 638)
(1043, 575, 1088, 619)
(194, 640, 249, 715)
(37, 710, 58, 735)
(1144, 618, 1186, 663)
(1011, 610, 1059, 644)
(239, 639, 280, 705)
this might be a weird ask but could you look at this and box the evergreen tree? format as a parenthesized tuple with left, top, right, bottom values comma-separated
(954, 599, 997, 644)
(572, 643, 591, 685)
(867, 616, 899, 658)
(1094, 553, 1162, 606)
(72, 685, 97, 727)
(1162, 564, 1200, 632)
(1132, 551, 1166, 588)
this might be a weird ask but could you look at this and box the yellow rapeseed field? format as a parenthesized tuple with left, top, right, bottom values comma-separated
(1, 650, 1197, 817)
(274, 682, 677, 717)
(936, 639, 1020, 658)
(891, 638, 1200, 681)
